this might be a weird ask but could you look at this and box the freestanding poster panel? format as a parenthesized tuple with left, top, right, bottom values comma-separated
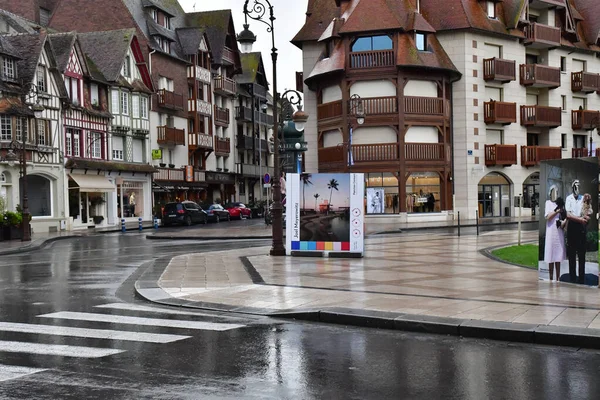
(286, 173, 364, 257)
(538, 158, 598, 286)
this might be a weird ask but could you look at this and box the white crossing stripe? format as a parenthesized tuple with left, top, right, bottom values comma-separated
(0, 322, 190, 343)
(95, 303, 246, 319)
(0, 341, 124, 358)
(0, 364, 47, 382)
(38, 312, 246, 331)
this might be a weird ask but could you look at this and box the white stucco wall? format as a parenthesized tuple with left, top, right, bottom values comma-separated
(301, 42, 322, 173)
(352, 126, 396, 144)
(322, 85, 342, 103)
(404, 80, 438, 97)
(323, 129, 343, 147)
(405, 126, 439, 143)
(350, 80, 396, 97)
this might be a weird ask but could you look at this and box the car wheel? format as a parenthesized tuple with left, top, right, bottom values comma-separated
(248, 212, 252, 219)
(227, 214, 231, 221)
(215, 215, 220, 223)
(184, 216, 192, 226)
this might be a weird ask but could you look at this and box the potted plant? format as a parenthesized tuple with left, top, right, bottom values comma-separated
(4, 211, 22, 240)
(168, 163, 175, 168)
(159, 162, 166, 167)
(92, 215, 104, 225)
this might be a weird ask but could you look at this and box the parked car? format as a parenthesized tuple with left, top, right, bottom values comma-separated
(224, 202, 252, 219)
(203, 204, 231, 223)
(162, 201, 207, 226)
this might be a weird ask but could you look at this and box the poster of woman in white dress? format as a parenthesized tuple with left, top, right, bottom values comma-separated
(367, 188, 384, 214)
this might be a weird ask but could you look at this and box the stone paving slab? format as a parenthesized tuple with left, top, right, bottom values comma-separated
(134, 229, 600, 349)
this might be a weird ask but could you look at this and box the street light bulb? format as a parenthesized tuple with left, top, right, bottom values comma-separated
(292, 109, 309, 132)
(32, 102, 44, 119)
(294, 121, 305, 132)
(357, 116, 365, 125)
(295, 142, 301, 150)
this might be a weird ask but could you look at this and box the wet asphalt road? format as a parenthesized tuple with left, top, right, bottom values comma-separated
(0, 223, 598, 399)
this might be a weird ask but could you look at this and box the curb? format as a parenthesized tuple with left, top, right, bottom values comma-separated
(134, 256, 600, 350)
(146, 234, 274, 241)
(0, 235, 81, 256)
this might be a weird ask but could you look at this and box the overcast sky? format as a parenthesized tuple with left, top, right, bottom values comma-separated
(178, 0, 309, 95)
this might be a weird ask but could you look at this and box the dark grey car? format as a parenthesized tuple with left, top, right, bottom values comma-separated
(162, 201, 207, 226)
(202, 204, 231, 223)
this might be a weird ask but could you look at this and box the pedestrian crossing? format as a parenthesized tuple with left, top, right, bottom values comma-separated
(0, 302, 248, 383)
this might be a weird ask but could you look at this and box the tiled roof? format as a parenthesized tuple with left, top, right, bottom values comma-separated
(141, 0, 175, 17)
(48, 32, 77, 72)
(397, 34, 460, 77)
(176, 27, 207, 56)
(338, 0, 404, 34)
(77, 29, 136, 82)
(184, 10, 239, 67)
(305, 41, 345, 86)
(0, 9, 38, 34)
(0, 97, 34, 116)
(147, 18, 178, 42)
(573, 0, 600, 45)
(0, 35, 21, 58)
(122, 0, 186, 41)
(2, 33, 45, 85)
(405, 12, 436, 33)
(292, 0, 340, 46)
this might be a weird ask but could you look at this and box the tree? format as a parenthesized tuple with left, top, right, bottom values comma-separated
(327, 179, 339, 214)
(301, 173, 312, 212)
(314, 193, 320, 211)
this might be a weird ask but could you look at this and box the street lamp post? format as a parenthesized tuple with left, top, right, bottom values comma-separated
(241, 0, 310, 256)
(347, 94, 365, 167)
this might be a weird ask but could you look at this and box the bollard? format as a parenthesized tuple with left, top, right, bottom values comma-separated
(457, 211, 461, 237)
(476, 210, 479, 236)
(121, 218, 126, 233)
(138, 217, 143, 231)
(153, 217, 159, 229)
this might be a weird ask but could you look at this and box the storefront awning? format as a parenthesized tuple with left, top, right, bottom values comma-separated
(69, 174, 116, 193)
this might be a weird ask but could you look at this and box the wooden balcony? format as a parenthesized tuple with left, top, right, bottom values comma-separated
(318, 145, 346, 170)
(404, 96, 448, 124)
(572, 148, 591, 158)
(222, 47, 236, 65)
(214, 76, 236, 96)
(157, 89, 184, 110)
(214, 105, 230, 127)
(187, 65, 211, 84)
(483, 58, 516, 83)
(153, 167, 184, 182)
(484, 101, 517, 125)
(214, 137, 230, 155)
(519, 64, 561, 88)
(358, 96, 397, 115)
(236, 163, 274, 178)
(571, 71, 599, 93)
(236, 134, 270, 152)
(405, 143, 449, 163)
(187, 98, 212, 116)
(235, 106, 274, 126)
(317, 100, 343, 120)
(520, 146, 562, 167)
(520, 105, 562, 128)
(485, 144, 517, 167)
(571, 110, 600, 130)
(188, 133, 212, 151)
(157, 126, 185, 146)
(349, 50, 395, 69)
(523, 22, 561, 49)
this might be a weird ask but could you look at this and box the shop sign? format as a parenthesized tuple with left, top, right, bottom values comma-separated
(151, 149, 162, 160)
(206, 172, 234, 184)
(185, 165, 194, 182)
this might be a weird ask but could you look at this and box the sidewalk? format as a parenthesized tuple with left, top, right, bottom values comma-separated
(136, 229, 600, 349)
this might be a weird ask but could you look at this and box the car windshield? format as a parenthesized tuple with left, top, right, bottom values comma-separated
(164, 203, 183, 212)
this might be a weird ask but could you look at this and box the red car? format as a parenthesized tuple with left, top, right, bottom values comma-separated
(225, 202, 253, 220)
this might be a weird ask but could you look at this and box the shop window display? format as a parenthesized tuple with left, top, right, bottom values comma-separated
(118, 181, 144, 218)
(406, 172, 440, 213)
(365, 173, 399, 214)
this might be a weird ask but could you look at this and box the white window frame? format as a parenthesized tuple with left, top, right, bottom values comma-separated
(415, 33, 426, 51)
(90, 83, 99, 106)
(37, 119, 49, 146)
(15, 118, 28, 143)
(120, 91, 129, 116)
(2, 57, 15, 80)
(487, 1, 496, 19)
(123, 55, 131, 78)
(37, 65, 47, 93)
(140, 96, 148, 119)
(89, 131, 102, 159)
(132, 94, 140, 118)
(111, 89, 120, 114)
(0, 115, 11, 140)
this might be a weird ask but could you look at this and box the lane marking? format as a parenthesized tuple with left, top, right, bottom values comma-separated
(94, 303, 247, 320)
(0, 341, 123, 358)
(0, 322, 190, 343)
(0, 364, 47, 382)
(38, 312, 246, 331)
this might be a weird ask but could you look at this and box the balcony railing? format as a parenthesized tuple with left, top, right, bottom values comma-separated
(236, 163, 274, 177)
(484, 101, 517, 125)
(483, 58, 516, 83)
(349, 50, 395, 69)
(188, 133, 213, 150)
(235, 106, 274, 125)
(358, 96, 397, 115)
(214, 137, 230, 154)
(519, 64, 561, 88)
(222, 47, 235, 64)
(214, 76, 237, 96)
(157, 126, 185, 146)
(153, 167, 184, 181)
(571, 71, 599, 93)
(404, 143, 448, 162)
(317, 100, 343, 120)
(520, 146, 562, 167)
(572, 148, 591, 158)
(485, 144, 517, 166)
(520, 105, 562, 128)
(404, 96, 446, 115)
(214, 105, 230, 127)
(317, 142, 448, 167)
(236, 134, 270, 152)
(157, 89, 184, 110)
(187, 98, 212, 116)
(523, 22, 561, 48)
(351, 143, 398, 162)
(187, 65, 211, 84)
(571, 110, 600, 130)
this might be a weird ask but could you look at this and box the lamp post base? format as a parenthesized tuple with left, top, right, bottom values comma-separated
(21, 213, 31, 242)
(269, 246, 286, 256)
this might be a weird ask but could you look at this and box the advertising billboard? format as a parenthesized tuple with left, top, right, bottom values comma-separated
(286, 173, 365, 257)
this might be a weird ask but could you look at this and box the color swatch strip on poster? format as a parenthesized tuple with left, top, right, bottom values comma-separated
(291, 241, 350, 251)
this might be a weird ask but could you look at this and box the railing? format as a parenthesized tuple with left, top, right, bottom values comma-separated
(484, 144, 517, 166)
(187, 65, 211, 83)
(520, 105, 562, 127)
(236, 163, 274, 177)
(157, 89, 184, 110)
(404, 143, 447, 162)
(214, 76, 236, 96)
(235, 106, 274, 125)
(188, 98, 212, 116)
(483, 58, 516, 82)
(222, 47, 235, 64)
(571, 71, 599, 93)
(572, 148, 590, 158)
(358, 96, 397, 115)
(214, 105, 230, 126)
(188, 133, 212, 149)
(317, 143, 448, 165)
(214, 137, 230, 154)
(523, 22, 561, 47)
(157, 126, 185, 146)
(484, 101, 517, 124)
(519, 64, 561, 87)
(153, 167, 184, 181)
(349, 50, 395, 69)
(318, 146, 346, 167)
(236, 134, 269, 152)
(317, 100, 343, 120)
(520, 146, 562, 167)
(404, 96, 445, 115)
(351, 143, 398, 162)
(571, 109, 600, 130)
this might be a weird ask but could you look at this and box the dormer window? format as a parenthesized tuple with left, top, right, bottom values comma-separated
(155, 37, 171, 54)
(123, 55, 131, 78)
(415, 33, 427, 51)
(2, 57, 15, 80)
(151, 9, 158, 23)
(486, 1, 496, 19)
(163, 16, 171, 30)
(351, 35, 392, 52)
(37, 65, 47, 93)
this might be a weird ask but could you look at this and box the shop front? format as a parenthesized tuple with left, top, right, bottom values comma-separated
(68, 173, 116, 228)
(205, 172, 236, 205)
(477, 172, 512, 217)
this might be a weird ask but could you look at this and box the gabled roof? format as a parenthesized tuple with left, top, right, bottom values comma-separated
(339, 0, 404, 34)
(2, 33, 45, 85)
(405, 12, 436, 33)
(0, 9, 39, 34)
(421, 0, 510, 35)
(47, 32, 77, 72)
(305, 41, 345, 86)
(141, 0, 175, 18)
(292, 0, 340, 47)
(176, 27, 210, 56)
(573, 0, 600, 45)
(184, 10, 241, 69)
(0, 35, 21, 58)
(77, 29, 136, 82)
(237, 52, 268, 88)
(397, 34, 460, 77)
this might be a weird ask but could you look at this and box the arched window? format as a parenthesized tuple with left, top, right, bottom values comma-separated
(24, 175, 52, 217)
(351, 35, 392, 52)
